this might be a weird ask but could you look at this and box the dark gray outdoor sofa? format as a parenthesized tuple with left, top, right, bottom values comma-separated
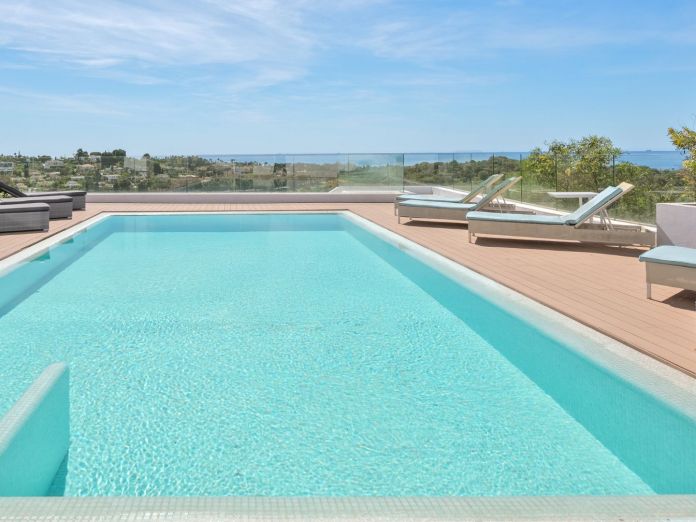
(0, 195, 73, 219)
(0, 202, 50, 233)
(0, 180, 85, 211)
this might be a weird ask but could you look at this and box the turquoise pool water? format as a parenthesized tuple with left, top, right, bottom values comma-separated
(0, 213, 694, 496)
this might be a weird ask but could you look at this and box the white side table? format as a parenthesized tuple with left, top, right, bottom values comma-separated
(547, 191, 597, 207)
(547, 191, 613, 227)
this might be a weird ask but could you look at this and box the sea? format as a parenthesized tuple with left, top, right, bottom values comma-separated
(202, 151, 686, 170)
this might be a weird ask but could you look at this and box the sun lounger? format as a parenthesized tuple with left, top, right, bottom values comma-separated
(397, 177, 521, 223)
(0, 202, 50, 233)
(467, 182, 655, 247)
(394, 174, 504, 215)
(0, 180, 85, 210)
(0, 195, 73, 219)
(639, 246, 696, 300)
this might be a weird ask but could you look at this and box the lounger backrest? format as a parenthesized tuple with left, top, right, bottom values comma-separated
(563, 184, 630, 226)
(460, 173, 504, 203)
(0, 180, 27, 198)
(472, 176, 521, 210)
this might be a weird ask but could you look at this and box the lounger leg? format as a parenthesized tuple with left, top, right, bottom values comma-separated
(646, 282, 652, 300)
(397, 215, 401, 224)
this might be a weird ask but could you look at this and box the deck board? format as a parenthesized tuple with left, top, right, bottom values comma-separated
(1, 202, 694, 376)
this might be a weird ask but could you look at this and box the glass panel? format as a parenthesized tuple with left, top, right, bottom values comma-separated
(290, 154, 344, 192)
(404, 153, 439, 189)
(436, 153, 455, 188)
(609, 151, 690, 224)
(518, 151, 559, 211)
(1, 150, 689, 225)
(199, 156, 236, 192)
(340, 153, 403, 191)
(493, 152, 523, 202)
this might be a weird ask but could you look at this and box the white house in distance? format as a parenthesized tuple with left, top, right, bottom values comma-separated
(43, 159, 64, 169)
(0, 161, 14, 173)
(123, 157, 149, 176)
(77, 164, 96, 174)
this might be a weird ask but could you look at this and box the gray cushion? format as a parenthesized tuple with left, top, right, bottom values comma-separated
(639, 246, 696, 268)
(0, 202, 50, 214)
(563, 186, 622, 225)
(466, 211, 565, 225)
(0, 194, 72, 204)
(29, 190, 86, 197)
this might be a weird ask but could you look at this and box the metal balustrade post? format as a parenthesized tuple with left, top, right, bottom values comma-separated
(470, 153, 473, 191)
(520, 153, 523, 202)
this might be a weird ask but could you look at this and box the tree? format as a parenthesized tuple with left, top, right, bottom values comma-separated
(523, 136, 620, 191)
(272, 162, 287, 176)
(570, 135, 621, 191)
(524, 146, 559, 187)
(668, 126, 696, 198)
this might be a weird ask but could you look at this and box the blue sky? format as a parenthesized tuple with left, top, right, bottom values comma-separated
(1, 0, 695, 156)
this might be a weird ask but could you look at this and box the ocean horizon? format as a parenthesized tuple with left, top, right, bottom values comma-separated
(201, 150, 686, 170)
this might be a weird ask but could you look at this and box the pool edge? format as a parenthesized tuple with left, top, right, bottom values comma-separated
(1, 495, 695, 520)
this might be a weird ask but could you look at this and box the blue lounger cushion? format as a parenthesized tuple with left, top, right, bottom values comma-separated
(466, 212, 565, 225)
(466, 186, 624, 227)
(639, 246, 696, 269)
(398, 199, 476, 210)
(563, 186, 623, 225)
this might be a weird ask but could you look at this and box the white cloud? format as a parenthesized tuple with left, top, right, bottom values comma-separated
(358, 6, 680, 63)
(3, 0, 639, 91)
(0, 0, 314, 88)
(363, 19, 470, 61)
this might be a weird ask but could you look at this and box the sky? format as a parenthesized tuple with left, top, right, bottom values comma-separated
(0, 0, 695, 156)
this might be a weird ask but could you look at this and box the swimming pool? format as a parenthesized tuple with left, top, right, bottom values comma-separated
(0, 212, 694, 497)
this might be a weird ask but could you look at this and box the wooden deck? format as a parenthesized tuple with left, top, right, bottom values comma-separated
(2, 202, 695, 377)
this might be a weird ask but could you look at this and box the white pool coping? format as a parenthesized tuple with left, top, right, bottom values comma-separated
(1, 495, 695, 521)
(0, 210, 694, 520)
(86, 191, 401, 203)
